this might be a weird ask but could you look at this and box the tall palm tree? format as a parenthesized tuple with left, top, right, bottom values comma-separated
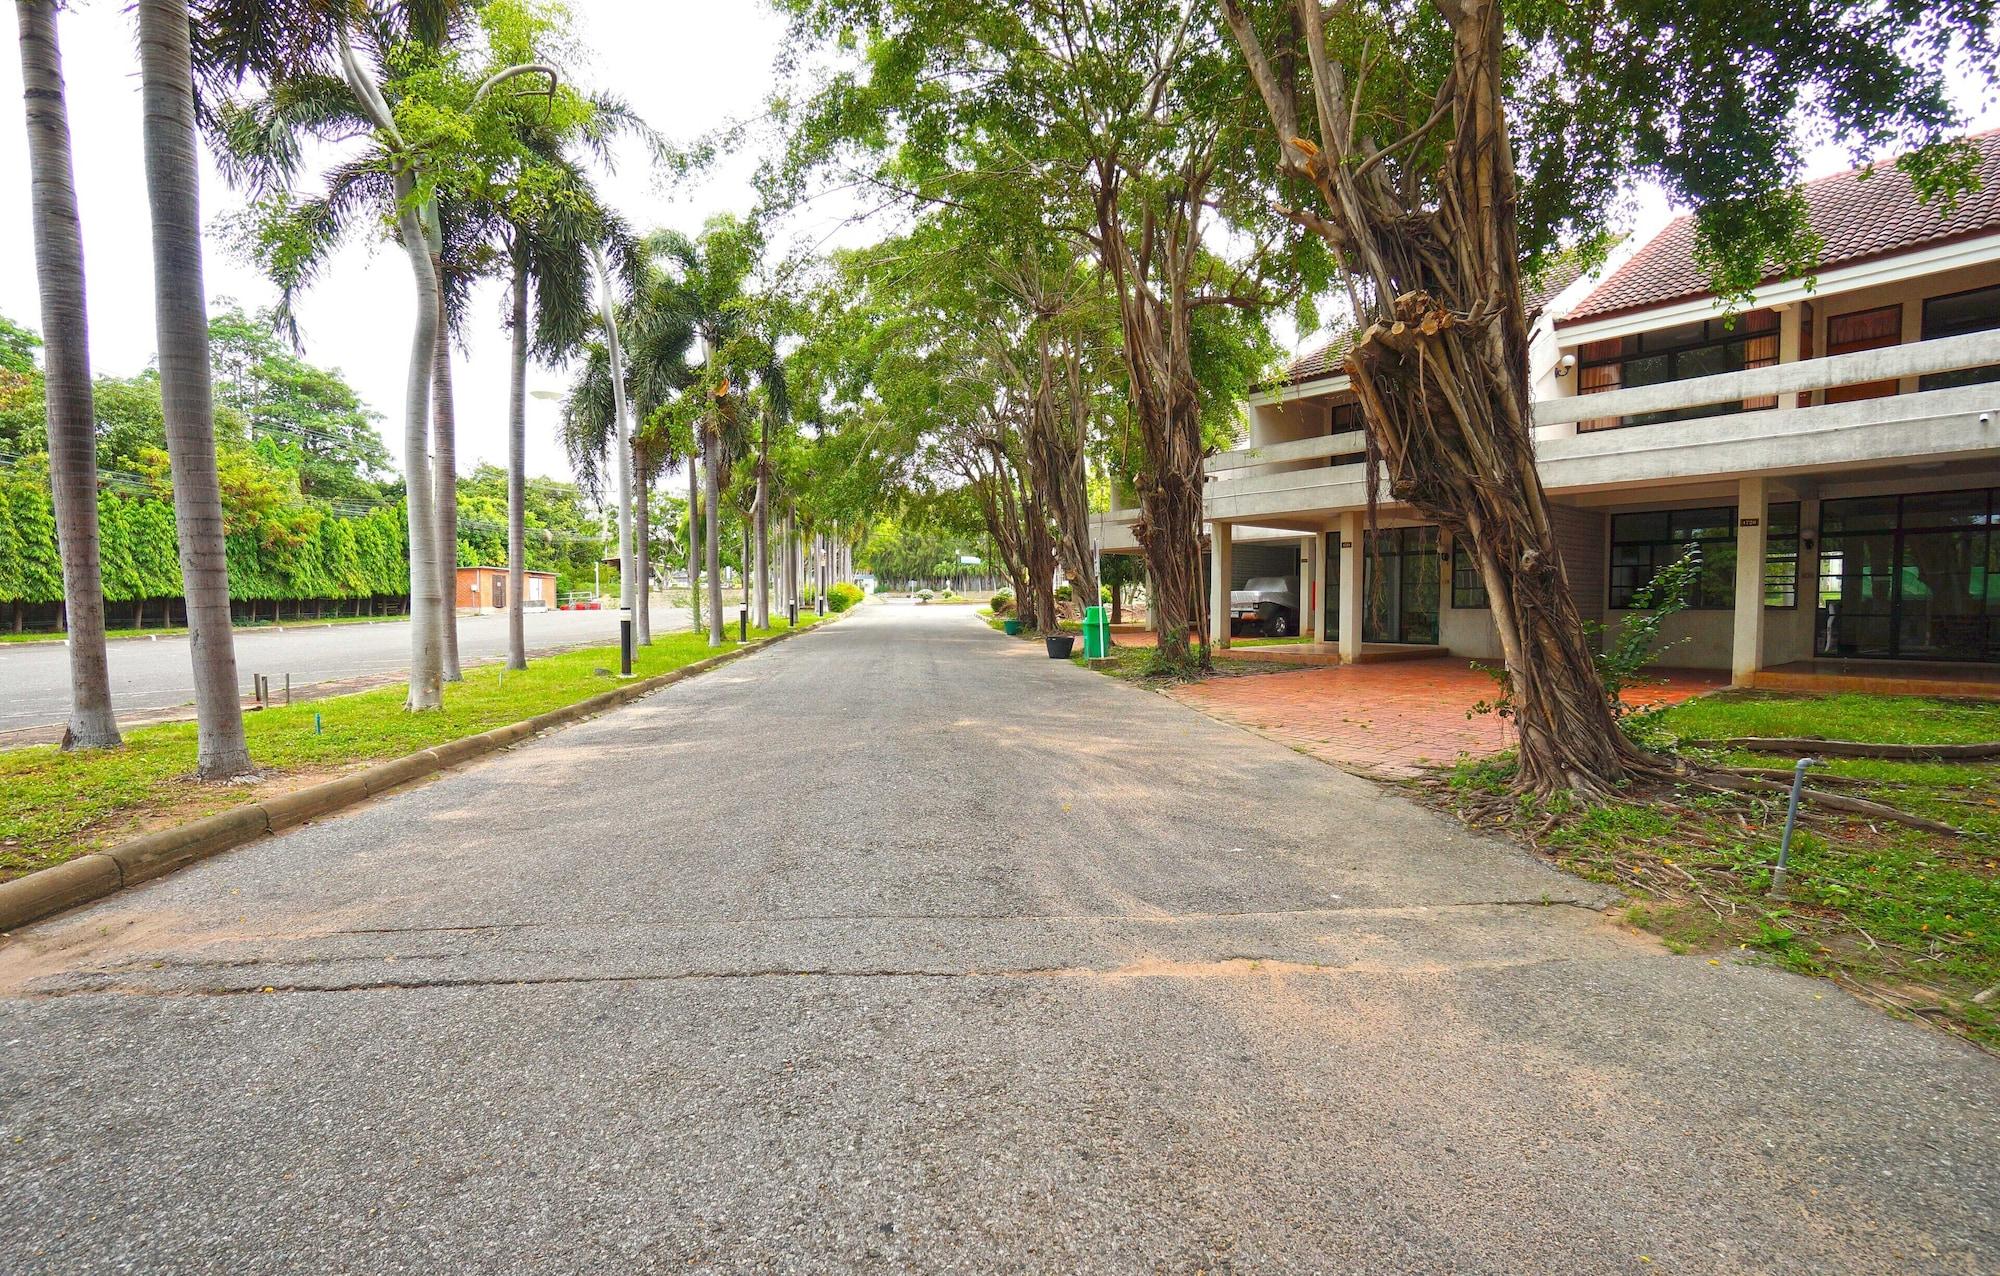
(14, 0, 119, 750)
(489, 78, 651, 661)
(137, 0, 250, 778)
(561, 243, 695, 639)
(644, 218, 771, 646)
(213, 13, 549, 709)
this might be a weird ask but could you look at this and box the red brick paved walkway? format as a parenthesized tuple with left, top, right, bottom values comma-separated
(1167, 658, 1725, 778)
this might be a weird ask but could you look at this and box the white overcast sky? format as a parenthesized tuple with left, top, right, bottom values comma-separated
(0, 0, 832, 484)
(3, 3, 1997, 485)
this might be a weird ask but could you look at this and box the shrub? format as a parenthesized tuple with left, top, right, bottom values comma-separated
(915, 588, 934, 603)
(1055, 583, 1072, 603)
(990, 588, 1014, 615)
(828, 581, 864, 612)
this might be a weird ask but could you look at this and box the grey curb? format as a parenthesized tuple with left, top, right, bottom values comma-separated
(0, 616, 838, 933)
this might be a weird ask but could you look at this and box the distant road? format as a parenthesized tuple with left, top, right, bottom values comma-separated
(0, 607, 690, 733)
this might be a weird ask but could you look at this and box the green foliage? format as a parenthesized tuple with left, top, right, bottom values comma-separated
(989, 588, 1013, 615)
(827, 581, 864, 612)
(0, 312, 39, 375)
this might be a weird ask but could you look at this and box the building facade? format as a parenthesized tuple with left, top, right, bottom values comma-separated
(1094, 133, 2000, 686)
(454, 565, 556, 615)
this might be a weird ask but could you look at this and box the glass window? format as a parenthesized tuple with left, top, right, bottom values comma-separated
(1824, 305, 1904, 404)
(1450, 538, 1489, 609)
(1607, 502, 1799, 610)
(1766, 502, 1801, 608)
(1579, 311, 1782, 429)
(1920, 284, 2000, 392)
(1610, 506, 1736, 609)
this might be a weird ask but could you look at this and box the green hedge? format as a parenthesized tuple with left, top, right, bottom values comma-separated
(0, 464, 411, 606)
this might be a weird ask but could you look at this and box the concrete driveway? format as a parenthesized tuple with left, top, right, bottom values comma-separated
(0, 606, 689, 736)
(0, 604, 1992, 1273)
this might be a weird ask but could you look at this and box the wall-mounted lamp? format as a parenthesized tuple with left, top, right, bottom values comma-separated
(1554, 352, 1577, 378)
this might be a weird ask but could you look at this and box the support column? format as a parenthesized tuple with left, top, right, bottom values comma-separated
(1732, 475, 1769, 687)
(1305, 532, 1325, 644)
(1208, 521, 1233, 647)
(1338, 511, 1363, 663)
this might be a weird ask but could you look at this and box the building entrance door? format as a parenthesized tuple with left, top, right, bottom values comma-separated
(1819, 488, 1997, 662)
(1362, 526, 1439, 645)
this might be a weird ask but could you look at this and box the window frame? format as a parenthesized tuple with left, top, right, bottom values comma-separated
(1607, 501, 1800, 611)
(1576, 311, 1780, 430)
(1918, 283, 2000, 392)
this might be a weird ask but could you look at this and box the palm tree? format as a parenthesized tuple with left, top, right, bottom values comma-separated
(643, 218, 772, 646)
(213, 13, 551, 709)
(137, 0, 250, 778)
(561, 244, 696, 639)
(14, 0, 119, 750)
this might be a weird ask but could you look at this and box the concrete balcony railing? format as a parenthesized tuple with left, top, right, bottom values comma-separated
(1204, 428, 1367, 477)
(1535, 327, 2000, 491)
(1200, 328, 2000, 523)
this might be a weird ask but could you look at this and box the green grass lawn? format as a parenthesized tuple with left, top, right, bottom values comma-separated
(0, 616, 823, 882)
(1440, 690, 2000, 1048)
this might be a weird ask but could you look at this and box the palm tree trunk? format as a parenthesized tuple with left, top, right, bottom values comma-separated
(431, 311, 461, 682)
(687, 458, 702, 630)
(138, 0, 249, 778)
(18, 0, 119, 750)
(703, 427, 723, 646)
(137, 0, 250, 780)
(395, 172, 443, 710)
(505, 239, 528, 670)
(633, 453, 652, 645)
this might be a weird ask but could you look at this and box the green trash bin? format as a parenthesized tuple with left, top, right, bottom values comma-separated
(1082, 604, 1109, 659)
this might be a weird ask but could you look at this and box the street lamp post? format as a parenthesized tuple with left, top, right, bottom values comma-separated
(588, 244, 635, 676)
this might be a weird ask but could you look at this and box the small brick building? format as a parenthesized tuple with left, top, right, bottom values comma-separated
(455, 565, 556, 614)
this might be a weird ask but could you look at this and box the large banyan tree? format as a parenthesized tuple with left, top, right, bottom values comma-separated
(1219, 0, 1992, 798)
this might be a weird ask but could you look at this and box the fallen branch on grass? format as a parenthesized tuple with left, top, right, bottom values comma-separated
(1698, 772, 1967, 836)
(1726, 767, 1877, 789)
(1690, 737, 2000, 760)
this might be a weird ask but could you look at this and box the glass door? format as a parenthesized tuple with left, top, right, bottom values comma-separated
(1820, 489, 1997, 662)
(1363, 527, 1439, 644)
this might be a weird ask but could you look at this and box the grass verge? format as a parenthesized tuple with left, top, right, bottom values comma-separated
(1429, 691, 1999, 1049)
(0, 617, 824, 882)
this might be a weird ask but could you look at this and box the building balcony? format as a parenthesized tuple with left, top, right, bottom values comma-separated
(1199, 328, 2000, 525)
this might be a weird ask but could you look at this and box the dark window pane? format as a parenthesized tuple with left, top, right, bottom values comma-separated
(1613, 511, 1670, 542)
(1902, 489, 1990, 529)
(1821, 495, 1898, 535)
(1671, 507, 1736, 541)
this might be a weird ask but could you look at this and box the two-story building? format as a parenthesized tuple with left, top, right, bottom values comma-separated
(1095, 132, 2000, 692)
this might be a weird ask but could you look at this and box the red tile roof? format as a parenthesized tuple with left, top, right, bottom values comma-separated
(1563, 131, 2000, 325)
(1268, 253, 1589, 388)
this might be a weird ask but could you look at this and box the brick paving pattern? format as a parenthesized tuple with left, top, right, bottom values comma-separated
(1167, 657, 1725, 778)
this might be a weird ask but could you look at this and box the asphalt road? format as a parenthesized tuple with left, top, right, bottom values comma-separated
(0, 607, 689, 733)
(0, 603, 1993, 1273)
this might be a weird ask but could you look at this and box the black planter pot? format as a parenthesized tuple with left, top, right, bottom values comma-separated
(1045, 634, 1077, 659)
